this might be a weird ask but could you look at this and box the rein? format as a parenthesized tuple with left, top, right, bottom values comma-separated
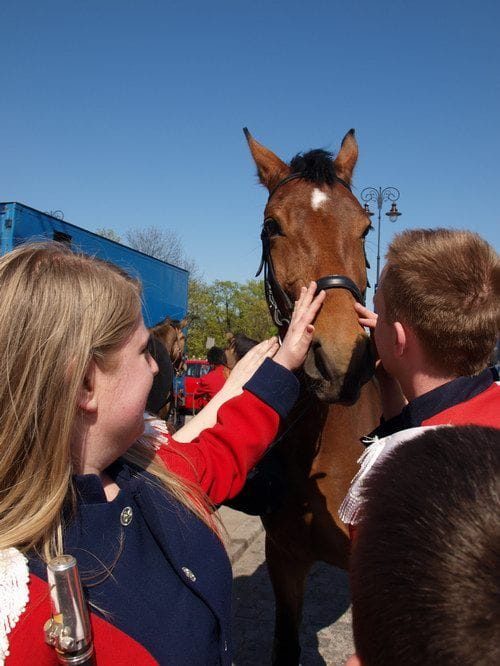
(256, 174, 367, 328)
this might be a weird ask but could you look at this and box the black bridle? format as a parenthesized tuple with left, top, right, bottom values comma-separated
(256, 173, 367, 329)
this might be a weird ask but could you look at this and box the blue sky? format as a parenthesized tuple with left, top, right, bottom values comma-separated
(1, 0, 499, 297)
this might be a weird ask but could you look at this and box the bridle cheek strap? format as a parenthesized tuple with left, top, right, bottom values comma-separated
(257, 235, 294, 328)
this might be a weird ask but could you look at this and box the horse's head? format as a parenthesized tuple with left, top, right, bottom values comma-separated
(245, 128, 375, 404)
(150, 317, 187, 373)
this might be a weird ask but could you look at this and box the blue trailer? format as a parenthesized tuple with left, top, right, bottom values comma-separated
(0, 202, 189, 327)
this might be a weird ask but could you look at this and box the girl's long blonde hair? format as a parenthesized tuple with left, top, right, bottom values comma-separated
(0, 242, 213, 562)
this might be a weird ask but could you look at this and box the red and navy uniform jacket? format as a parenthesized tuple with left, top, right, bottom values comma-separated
(195, 365, 227, 402)
(365, 366, 500, 441)
(347, 367, 500, 542)
(7, 359, 299, 665)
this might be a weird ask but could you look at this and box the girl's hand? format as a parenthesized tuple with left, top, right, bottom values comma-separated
(273, 282, 326, 371)
(220, 337, 280, 398)
(172, 338, 280, 442)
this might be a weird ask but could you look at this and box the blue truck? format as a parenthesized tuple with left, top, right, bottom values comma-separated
(0, 202, 189, 327)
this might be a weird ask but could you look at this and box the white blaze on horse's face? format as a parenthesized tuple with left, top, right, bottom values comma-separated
(311, 188, 329, 211)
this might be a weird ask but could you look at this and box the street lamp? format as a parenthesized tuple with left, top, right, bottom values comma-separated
(360, 186, 402, 291)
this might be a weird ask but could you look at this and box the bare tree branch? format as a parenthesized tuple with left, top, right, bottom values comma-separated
(95, 227, 122, 243)
(126, 226, 184, 263)
(126, 225, 202, 279)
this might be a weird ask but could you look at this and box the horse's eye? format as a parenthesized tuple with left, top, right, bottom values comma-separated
(263, 218, 284, 238)
(361, 224, 373, 239)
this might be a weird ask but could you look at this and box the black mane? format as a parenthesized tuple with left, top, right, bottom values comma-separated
(289, 149, 336, 186)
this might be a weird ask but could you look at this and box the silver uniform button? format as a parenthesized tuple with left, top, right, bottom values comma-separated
(181, 566, 196, 582)
(120, 506, 133, 526)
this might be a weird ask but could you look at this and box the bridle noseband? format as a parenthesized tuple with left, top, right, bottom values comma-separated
(256, 173, 367, 328)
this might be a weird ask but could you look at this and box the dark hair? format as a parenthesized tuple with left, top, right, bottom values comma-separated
(146, 336, 173, 414)
(207, 346, 226, 366)
(350, 425, 500, 666)
(229, 333, 259, 363)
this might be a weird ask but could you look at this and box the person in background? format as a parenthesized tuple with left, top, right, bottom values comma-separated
(225, 333, 259, 370)
(145, 335, 174, 415)
(194, 345, 228, 403)
(0, 241, 325, 665)
(345, 425, 500, 666)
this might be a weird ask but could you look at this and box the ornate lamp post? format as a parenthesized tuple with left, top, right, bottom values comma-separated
(360, 186, 402, 291)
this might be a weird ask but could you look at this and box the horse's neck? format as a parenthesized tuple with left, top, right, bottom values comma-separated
(279, 378, 379, 468)
(155, 327, 176, 355)
(278, 389, 328, 464)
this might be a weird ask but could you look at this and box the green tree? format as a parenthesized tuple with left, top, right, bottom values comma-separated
(186, 278, 275, 358)
(232, 279, 276, 340)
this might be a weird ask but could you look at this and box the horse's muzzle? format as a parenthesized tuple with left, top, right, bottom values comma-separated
(304, 335, 375, 404)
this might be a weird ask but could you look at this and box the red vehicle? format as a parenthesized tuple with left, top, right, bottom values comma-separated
(177, 359, 210, 413)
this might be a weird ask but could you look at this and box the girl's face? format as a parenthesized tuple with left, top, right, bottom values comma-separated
(90, 318, 159, 461)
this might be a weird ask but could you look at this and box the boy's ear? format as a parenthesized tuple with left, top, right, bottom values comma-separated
(393, 321, 408, 358)
(345, 654, 363, 666)
(78, 361, 98, 413)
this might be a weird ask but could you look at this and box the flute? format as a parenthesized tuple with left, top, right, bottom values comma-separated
(44, 555, 95, 665)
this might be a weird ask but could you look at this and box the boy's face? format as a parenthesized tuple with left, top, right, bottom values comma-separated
(373, 270, 396, 374)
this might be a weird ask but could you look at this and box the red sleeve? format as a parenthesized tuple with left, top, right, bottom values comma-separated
(157, 389, 279, 504)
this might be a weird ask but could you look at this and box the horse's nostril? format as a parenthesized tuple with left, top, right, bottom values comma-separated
(312, 344, 333, 382)
(311, 340, 322, 351)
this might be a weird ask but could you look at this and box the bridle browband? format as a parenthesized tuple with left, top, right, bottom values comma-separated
(266, 172, 352, 201)
(256, 173, 367, 329)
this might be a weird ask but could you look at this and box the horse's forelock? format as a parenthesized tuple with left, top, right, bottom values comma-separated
(289, 149, 336, 186)
(151, 317, 183, 331)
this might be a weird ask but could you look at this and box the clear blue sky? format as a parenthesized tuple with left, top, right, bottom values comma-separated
(2, 0, 499, 298)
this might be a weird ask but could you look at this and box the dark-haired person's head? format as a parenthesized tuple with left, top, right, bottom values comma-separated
(347, 425, 500, 666)
(206, 346, 226, 367)
(225, 333, 259, 369)
(146, 336, 174, 414)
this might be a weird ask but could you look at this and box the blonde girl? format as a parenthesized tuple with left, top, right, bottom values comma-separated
(0, 242, 324, 665)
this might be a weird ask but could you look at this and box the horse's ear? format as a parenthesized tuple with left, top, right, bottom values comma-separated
(243, 127, 290, 192)
(178, 317, 188, 329)
(333, 129, 358, 185)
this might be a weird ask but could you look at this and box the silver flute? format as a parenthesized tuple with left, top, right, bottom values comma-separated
(44, 555, 96, 665)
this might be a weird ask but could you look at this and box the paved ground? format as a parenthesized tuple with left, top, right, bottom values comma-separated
(218, 506, 354, 666)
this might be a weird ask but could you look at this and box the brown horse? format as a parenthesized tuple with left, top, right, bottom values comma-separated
(149, 317, 187, 374)
(244, 128, 381, 664)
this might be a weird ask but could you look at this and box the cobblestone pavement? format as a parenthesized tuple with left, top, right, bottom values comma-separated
(230, 528, 354, 666)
